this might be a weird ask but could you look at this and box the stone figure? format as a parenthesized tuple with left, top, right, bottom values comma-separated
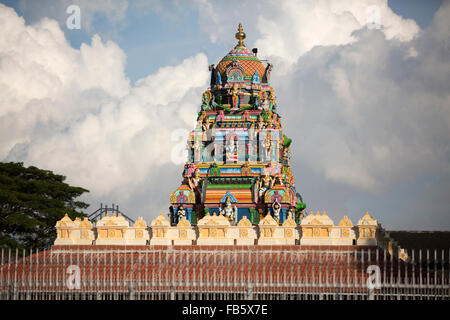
(201, 91, 212, 111)
(188, 168, 202, 191)
(177, 205, 186, 219)
(288, 206, 296, 220)
(220, 198, 237, 222)
(258, 175, 275, 199)
(259, 91, 270, 111)
(228, 83, 240, 109)
(272, 199, 281, 221)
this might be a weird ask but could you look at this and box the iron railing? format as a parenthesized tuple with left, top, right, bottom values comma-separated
(0, 246, 449, 300)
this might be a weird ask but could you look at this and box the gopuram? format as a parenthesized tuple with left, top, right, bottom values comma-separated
(4, 25, 448, 303)
(169, 24, 305, 226)
(53, 25, 379, 247)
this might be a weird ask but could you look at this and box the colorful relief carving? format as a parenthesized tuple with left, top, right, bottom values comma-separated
(168, 24, 306, 226)
(51, 24, 379, 248)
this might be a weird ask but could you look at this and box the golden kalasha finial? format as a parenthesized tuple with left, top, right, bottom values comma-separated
(235, 23, 246, 48)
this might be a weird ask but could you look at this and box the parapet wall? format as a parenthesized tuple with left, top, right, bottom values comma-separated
(54, 211, 378, 246)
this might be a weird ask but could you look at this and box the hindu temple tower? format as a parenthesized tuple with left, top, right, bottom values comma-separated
(169, 24, 306, 225)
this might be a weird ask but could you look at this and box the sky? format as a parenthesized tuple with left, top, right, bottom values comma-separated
(0, 0, 449, 231)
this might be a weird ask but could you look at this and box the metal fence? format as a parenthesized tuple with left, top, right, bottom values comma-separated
(1, 246, 449, 300)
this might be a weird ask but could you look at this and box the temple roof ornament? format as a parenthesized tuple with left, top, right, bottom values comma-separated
(338, 216, 353, 227)
(80, 217, 93, 228)
(97, 212, 129, 227)
(282, 216, 297, 227)
(259, 213, 278, 226)
(177, 216, 191, 227)
(301, 211, 334, 226)
(151, 213, 170, 227)
(133, 216, 147, 228)
(56, 213, 73, 227)
(215, 24, 266, 83)
(237, 215, 252, 227)
(198, 212, 231, 226)
(235, 23, 246, 49)
(357, 211, 378, 226)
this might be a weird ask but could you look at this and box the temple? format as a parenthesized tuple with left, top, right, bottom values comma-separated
(6, 25, 449, 302)
(169, 24, 305, 226)
(53, 25, 380, 247)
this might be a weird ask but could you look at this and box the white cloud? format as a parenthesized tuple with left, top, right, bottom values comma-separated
(1, 1, 449, 229)
(195, 0, 420, 72)
(193, 0, 450, 229)
(274, 16, 450, 193)
(193, 0, 448, 195)
(0, 4, 209, 205)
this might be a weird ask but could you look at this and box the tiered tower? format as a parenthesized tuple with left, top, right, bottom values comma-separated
(169, 24, 306, 226)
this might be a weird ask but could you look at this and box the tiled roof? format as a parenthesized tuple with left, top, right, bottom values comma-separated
(216, 47, 266, 81)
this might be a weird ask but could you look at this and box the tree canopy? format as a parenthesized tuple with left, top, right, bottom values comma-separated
(0, 162, 89, 251)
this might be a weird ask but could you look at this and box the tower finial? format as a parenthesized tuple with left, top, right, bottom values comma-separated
(235, 23, 246, 48)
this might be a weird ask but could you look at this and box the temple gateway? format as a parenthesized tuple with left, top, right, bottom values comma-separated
(3, 25, 448, 302)
(54, 25, 379, 247)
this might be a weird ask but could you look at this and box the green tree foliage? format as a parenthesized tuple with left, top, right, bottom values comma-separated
(0, 162, 89, 251)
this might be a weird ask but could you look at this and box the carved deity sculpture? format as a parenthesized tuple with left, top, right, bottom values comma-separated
(272, 199, 281, 221)
(241, 161, 252, 176)
(256, 115, 266, 131)
(202, 117, 212, 132)
(177, 205, 186, 219)
(288, 206, 296, 220)
(252, 71, 260, 84)
(201, 91, 212, 110)
(188, 168, 202, 191)
(261, 134, 272, 161)
(220, 198, 237, 222)
(268, 89, 276, 107)
(228, 83, 240, 109)
(193, 139, 202, 160)
(282, 146, 291, 163)
(259, 91, 270, 111)
(258, 175, 275, 199)
(253, 176, 261, 203)
(225, 137, 237, 161)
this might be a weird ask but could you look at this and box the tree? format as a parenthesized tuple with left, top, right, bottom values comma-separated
(0, 162, 89, 251)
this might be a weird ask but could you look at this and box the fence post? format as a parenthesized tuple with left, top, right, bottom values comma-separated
(13, 248, 18, 300)
(129, 282, 135, 300)
(247, 283, 253, 300)
(170, 285, 175, 300)
(368, 288, 375, 300)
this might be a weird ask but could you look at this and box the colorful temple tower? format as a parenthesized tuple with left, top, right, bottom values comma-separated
(169, 24, 306, 226)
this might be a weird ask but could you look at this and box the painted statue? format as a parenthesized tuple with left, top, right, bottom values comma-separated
(188, 168, 202, 191)
(288, 206, 296, 220)
(256, 115, 266, 131)
(193, 139, 202, 161)
(259, 91, 270, 111)
(177, 205, 186, 219)
(225, 136, 237, 161)
(252, 70, 260, 84)
(253, 176, 261, 203)
(272, 199, 281, 221)
(201, 91, 212, 110)
(220, 197, 237, 222)
(241, 161, 252, 176)
(258, 175, 275, 199)
(228, 83, 240, 109)
(261, 134, 272, 161)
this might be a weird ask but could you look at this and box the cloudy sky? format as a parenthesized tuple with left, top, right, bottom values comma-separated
(0, 0, 449, 230)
